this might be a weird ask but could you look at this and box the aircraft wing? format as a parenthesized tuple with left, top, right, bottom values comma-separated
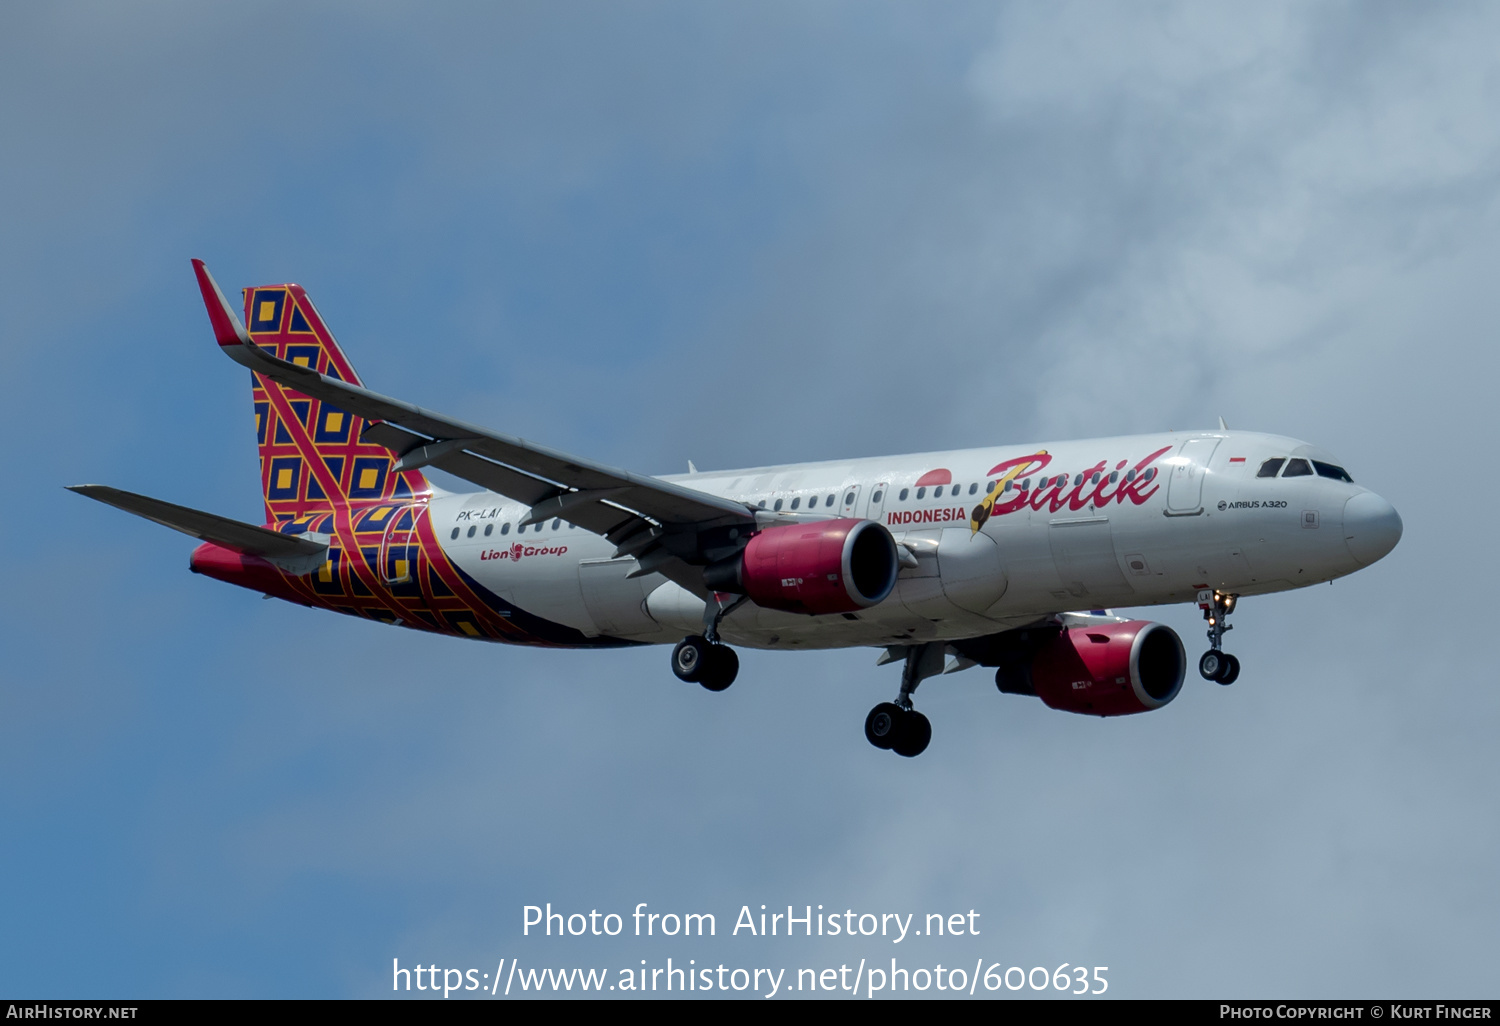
(67, 484, 329, 574)
(192, 260, 754, 594)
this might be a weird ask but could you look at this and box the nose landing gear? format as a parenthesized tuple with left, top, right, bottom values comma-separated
(864, 642, 942, 757)
(1197, 590, 1241, 685)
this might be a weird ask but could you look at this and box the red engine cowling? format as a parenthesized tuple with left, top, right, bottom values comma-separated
(1031, 621, 1185, 716)
(709, 518, 899, 615)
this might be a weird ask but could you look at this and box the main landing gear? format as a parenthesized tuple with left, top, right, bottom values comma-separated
(672, 635, 738, 691)
(1197, 589, 1241, 685)
(865, 642, 943, 758)
(671, 594, 747, 692)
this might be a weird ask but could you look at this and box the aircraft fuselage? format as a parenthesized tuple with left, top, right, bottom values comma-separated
(236, 428, 1396, 652)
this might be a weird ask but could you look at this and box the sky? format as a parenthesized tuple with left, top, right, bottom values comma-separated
(2, 0, 1498, 1000)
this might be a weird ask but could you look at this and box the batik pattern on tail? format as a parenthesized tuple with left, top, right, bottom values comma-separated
(207, 283, 632, 648)
(243, 283, 427, 522)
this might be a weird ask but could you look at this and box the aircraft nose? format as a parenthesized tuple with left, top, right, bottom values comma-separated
(1343, 492, 1402, 566)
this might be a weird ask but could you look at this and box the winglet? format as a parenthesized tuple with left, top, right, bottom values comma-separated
(191, 258, 253, 351)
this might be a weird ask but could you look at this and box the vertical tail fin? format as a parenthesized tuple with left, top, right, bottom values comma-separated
(237, 278, 429, 522)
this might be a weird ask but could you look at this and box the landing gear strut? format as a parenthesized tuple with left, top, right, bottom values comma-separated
(671, 593, 747, 692)
(865, 642, 941, 757)
(1197, 589, 1241, 685)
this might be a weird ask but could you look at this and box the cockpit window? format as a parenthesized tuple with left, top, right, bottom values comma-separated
(1282, 458, 1312, 477)
(1257, 458, 1285, 478)
(1312, 460, 1354, 483)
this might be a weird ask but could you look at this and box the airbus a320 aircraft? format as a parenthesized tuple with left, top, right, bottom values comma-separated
(70, 262, 1403, 757)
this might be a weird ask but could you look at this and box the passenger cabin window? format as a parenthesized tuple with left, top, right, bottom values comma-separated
(933, 485, 944, 497)
(916, 487, 926, 499)
(899, 488, 909, 501)
(484, 524, 493, 536)
(790, 497, 800, 510)
(1257, 458, 1285, 478)
(844, 491, 855, 505)
(1313, 461, 1354, 483)
(826, 494, 835, 507)
(450, 527, 459, 540)
(871, 490, 883, 504)
(774, 499, 783, 511)
(1282, 458, 1313, 477)
(501, 523, 510, 535)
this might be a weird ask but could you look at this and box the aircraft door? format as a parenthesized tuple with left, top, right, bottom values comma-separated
(866, 482, 889, 523)
(1166, 437, 1221, 514)
(841, 484, 862, 519)
(380, 502, 426, 584)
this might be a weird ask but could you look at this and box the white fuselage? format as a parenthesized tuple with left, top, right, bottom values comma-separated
(428, 430, 1400, 650)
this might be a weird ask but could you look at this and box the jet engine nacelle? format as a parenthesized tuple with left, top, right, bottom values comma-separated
(704, 518, 899, 615)
(1030, 621, 1186, 716)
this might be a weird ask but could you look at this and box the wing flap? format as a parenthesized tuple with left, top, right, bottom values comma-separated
(191, 261, 749, 528)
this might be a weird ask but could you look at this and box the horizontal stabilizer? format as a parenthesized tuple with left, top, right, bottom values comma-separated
(67, 484, 329, 575)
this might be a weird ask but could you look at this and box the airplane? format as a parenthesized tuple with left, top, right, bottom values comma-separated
(69, 261, 1404, 757)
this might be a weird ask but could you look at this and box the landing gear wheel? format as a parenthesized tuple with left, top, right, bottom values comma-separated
(698, 645, 739, 692)
(864, 703, 904, 750)
(1199, 650, 1226, 681)
(891, 711, 931, 758)
(672, 635, 711, 683)
(1217, 654, 1240, 686)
